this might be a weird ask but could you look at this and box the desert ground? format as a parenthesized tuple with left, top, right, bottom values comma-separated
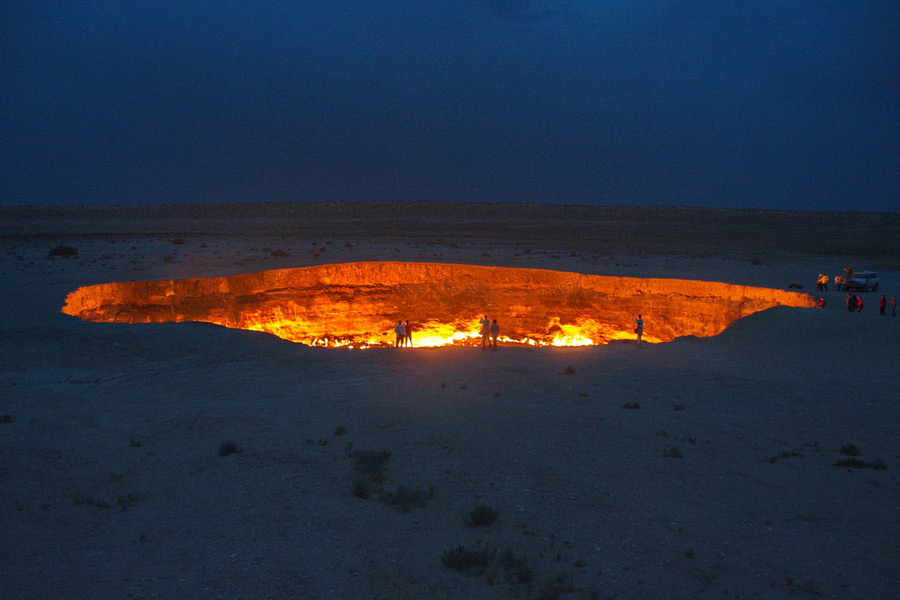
(1, 202, 898, 600)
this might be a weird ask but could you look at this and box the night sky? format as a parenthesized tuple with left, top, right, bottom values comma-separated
(3, 1, 898, 211)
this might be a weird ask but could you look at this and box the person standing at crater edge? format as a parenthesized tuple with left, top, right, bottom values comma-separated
(490, 319, 500, 351)
(404, 320, 414, 346)
(394, 320, 406, 347)
(634, 314, 644, 346)
(480, 315, 491, 350)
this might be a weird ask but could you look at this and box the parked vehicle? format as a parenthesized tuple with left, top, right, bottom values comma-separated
(843, 271, 879, 292)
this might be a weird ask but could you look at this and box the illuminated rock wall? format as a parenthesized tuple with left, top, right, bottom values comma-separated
(62, 262, 816, 346)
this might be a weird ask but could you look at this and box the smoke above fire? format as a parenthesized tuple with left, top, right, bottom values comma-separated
(62, 262, 815, 348)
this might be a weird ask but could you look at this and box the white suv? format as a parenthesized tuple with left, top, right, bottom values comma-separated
(844, 271, 880, 292)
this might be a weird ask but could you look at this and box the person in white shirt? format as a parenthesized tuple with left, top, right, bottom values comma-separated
(394, 321, 406, 347)
(633, 315, 644, 346)
(480, 315, 491, 350)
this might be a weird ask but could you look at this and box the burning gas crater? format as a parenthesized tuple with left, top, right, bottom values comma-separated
(62, 262, 815, 348)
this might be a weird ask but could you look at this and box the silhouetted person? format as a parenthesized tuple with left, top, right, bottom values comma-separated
(404, 320, 413, 346)
(857, 296, 863, 312)
(634, 314, 644, 346)
(490, 319, 500, 351)
(394, 321, 405, 347)
(480, 315, 491, 349)
(879, 295, 887, 316)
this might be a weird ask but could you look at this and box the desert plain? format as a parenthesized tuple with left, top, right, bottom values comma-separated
(1, 202, 898, 600)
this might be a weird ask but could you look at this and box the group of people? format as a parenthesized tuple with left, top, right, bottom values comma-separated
(393, 320, 414, 347)
(844, 294, 896, 315)
(392, 314, 647, 348)
(479, 315, 501, 350)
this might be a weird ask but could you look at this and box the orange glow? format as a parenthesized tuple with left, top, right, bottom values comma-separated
(61, 261, 815, 348)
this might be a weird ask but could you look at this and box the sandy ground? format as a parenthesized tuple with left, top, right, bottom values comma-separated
(1, 203, 898, 599)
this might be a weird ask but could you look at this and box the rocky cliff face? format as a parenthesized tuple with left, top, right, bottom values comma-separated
(62, 262, 816, 346)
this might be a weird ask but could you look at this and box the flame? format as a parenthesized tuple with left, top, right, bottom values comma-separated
(240, 315, 605, 348)
(160, 311, 662, 348)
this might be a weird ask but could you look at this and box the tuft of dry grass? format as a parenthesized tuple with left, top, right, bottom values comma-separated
(218, 440, 242, 457)
(466, 504, 499, 527)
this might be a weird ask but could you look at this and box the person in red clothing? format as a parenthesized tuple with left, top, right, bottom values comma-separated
(404, 320, 414, 346)
(879, 295, 887, 316)
(892, 296, 897, 316)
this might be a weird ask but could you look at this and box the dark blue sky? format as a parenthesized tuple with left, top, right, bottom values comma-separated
(2, 1, 898, 210)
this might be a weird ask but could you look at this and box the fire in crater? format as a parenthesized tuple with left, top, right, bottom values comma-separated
(62, 262, 815, 347)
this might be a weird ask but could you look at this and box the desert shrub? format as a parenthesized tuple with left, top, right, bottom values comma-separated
(171, 237, 185, 245)
(466, 504, 500, 527)
(835, 458, 886, 470)
(128, 438, 142, 447)
(498, 548, 533, 583)
(673, 404, 686, 411)
(839, 443, 860, 456)
(563, 366, 575, 375)
(352, 449, 391, 475)
(663, 447, 683, 458)
(48, 244, 78, 258)
(72, 494, 110, 509)
(441, 542, 495, 572)
(218, 439, 242, 457)
(383, 485, 434, 512)
(351, 476, 373, 499)
(270, 249, 290, 258)
(0, 414, 12, 424)
(621, 402, 640, 409)
(767, 450, 802, 463)
(538, 571, 577, 596)
(333, 425, 347, 436)
(116, 492, 140, 509)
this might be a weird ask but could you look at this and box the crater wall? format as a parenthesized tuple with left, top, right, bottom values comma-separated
(62, 262, 816, 346)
